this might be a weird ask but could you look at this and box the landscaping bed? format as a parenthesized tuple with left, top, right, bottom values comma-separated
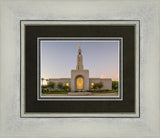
(42, 90, 118, 94)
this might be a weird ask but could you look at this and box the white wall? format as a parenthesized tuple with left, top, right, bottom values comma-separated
(89, 78, 112, 90)
(49, 78, 71, 90)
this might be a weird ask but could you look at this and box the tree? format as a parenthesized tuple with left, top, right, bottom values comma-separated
(92, 82, 103, 91)
(97, 82, 103, 90)
(112, 81, 118, 90)
(57, 82, 63, 90)
(63, 86, 70, 91)
(46, 79, 49, 82)
(41, 78, 44, 86)
(93, 84, 97, 90)
(41, 78, 45, 92)
(47, 82, 55, 89)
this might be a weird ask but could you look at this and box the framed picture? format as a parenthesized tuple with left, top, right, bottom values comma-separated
(21, 20, 140, 117)
(1, 0, 160, 137)
(37, 37, 123, 101)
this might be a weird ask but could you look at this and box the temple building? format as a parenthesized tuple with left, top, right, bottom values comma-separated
(48, 44, 112, 91)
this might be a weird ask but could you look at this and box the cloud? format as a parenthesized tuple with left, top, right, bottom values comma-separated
(100, 75, 107, 78)
(115, 74, 119, 81)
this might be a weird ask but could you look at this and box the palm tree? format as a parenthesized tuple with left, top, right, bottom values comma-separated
(41, 78, 44, 86)
(46, 79, 49, 84)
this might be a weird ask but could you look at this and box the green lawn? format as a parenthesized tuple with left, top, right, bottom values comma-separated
(42, 91, 68, 94)
(42, 90, 118, 94)
(91, 90, 118, 93)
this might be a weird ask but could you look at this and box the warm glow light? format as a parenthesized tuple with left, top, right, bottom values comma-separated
(111, 74, 119, 81)
(76, 77, 83, 90)
(66, 82, 69, 86)
(91, 82, 94, 89)
(116, 74, 119, 81)
(100, 75, 107, 78)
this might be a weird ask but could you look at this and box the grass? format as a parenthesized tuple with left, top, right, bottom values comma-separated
(42, 90, 118, 94)
(42, 91, 68, 94)
(91, 90, 118, 93)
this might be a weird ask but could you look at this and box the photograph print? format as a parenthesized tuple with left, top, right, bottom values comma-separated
(39, 38, 122, 100)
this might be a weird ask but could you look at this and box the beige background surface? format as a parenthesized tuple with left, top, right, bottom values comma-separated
(0, 0, 160, 137)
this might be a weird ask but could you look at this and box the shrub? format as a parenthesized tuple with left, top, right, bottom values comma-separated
(112, 81, 118, 90)
(96, 82, 103, 90)
(93, 82, 103, 90)
(47, 82, 55, 89)
(93, 84, 97, 90)
(42, 85, 47, 89)
(63, 86, 70, 91)
(57, 82, 63, 90)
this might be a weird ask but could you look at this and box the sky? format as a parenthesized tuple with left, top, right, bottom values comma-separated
(41, 40, 119, 84)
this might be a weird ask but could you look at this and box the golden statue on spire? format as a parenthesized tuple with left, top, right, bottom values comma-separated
(76, 43, 83, 70)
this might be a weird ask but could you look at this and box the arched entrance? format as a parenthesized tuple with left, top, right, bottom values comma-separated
(76, 77, 84, 90)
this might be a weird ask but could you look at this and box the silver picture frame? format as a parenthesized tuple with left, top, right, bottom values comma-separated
(20, 20, 139, 118)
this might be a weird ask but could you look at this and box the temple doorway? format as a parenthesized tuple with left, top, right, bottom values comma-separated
(76, 77, 84, 90)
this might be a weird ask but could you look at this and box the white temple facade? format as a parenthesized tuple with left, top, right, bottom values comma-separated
(48, 44, 112, 91)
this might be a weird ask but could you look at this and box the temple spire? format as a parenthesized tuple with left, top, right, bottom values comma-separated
(76, 43, 83, 70)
